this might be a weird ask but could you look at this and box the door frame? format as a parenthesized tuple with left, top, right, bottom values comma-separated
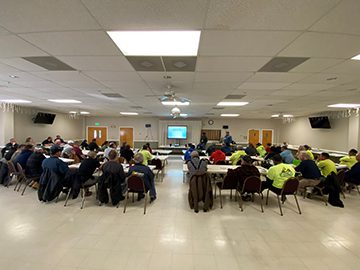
(86, 126, 108, 143)
(261, 129, 274, 145)
(119, 126, 134, 147)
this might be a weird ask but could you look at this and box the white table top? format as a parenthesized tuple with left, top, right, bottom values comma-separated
(69, 162, 156, 174)
(82, 150, 104, 156)
(153, 155, 169, 161)
(153, 149, 172, 155)
(183, 164, 268, 175)
(44, 155, 74, 164)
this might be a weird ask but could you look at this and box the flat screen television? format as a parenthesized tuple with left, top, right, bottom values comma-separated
(309, 116, 331, 129)
(167, 126, 187, 139)
(33, 112, 56, 124)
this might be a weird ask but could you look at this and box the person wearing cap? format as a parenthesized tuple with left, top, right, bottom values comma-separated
(41, 145, 69, 178)
(184, 144, 195, 162)
(187, 151, 208, 179)
(25, 147, 46, 189)
(229, 146, 247, 165)
(128, 153, 157, 202)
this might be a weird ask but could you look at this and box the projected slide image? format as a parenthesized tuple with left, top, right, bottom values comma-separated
(167, 126, 187, 139)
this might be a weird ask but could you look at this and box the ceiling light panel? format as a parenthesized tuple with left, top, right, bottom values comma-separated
(351, 54, 360, 60)
(162, 101, 190, 106)
(120, 112, 138, 115)
(80, 111, 90, 115)
(221, 114, 239, 117)
(328, 103, 360, 108)
(107, 31, 201, 56)
(48, 99, 82, 103)
(0, 99, 32, 103)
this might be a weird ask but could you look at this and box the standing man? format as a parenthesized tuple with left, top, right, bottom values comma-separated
(198, 132, 208, 150)
(223, 131, 233, 145)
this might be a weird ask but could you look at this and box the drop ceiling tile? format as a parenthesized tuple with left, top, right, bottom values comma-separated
(12, 81, 63, 88)
(195, 72, 252, 82)
(99, 81, 149, 90)
(199, 30, 300, 56)
(0, 35, 47, 57)
(322, 60, 360, 74)
(279, 32, 360, 58)
(270, 89, 315, 97)
(82, 0, 208, 29)
(20, 31, 121, 56)
(0, 0, 100, 33)
(283, 83, 334, 91)
(247, 72, 309, 83)
(310, 0, 360, 35)
(299, 73, 358, 85)
(193, 81, 240, 90)
(0, 57, 48, 71)
(57, 56, 134, 71)
(205, 0, 340, 30)
(83, 71, 141, 82)
(238, 82, 290, 90)
(0, 72, 45, 82)
(138, 72, 194, 82)
(0, 62, 20, 73)
(0, 25, 9, 35)
(196, 56, 271, 72)
(289, 58, 344, 73)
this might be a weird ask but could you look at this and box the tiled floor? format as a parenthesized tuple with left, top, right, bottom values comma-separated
(1, 158, 360, 270)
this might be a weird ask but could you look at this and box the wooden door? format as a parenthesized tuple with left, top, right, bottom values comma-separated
(262, 129, 273, 146)
(87, 127, 107, 146)
(120, 127, 134, 148)
(248, 129, 260, 145)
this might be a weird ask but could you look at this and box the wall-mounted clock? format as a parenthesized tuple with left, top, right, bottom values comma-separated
(208, 119, 214, 125)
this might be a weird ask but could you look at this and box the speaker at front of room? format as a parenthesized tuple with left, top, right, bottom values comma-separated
(222, 125, 229, 129)
(145, 124, 151, 128)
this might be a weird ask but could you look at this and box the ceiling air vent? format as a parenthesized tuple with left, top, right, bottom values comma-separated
(22, 56, 75, 71)
(101, 93, 124, 98)
(258, 57, 309, 72)
(224, 94, 246, 99)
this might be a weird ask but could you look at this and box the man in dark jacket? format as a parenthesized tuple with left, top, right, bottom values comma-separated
(26, 148, 46, 189)
(1, 138, 18, 158)
(296, 151, 322, 193)
(128, 153, 156, 202)
(88, 139, 100, 151)
(14, 144, 34, 169)
(345, 153, 360, 185)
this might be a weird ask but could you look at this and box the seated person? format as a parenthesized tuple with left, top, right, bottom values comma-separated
(55, 135, 65, 144)
(317, 152, 337, 177)
(121, 145, 134, 163)
(339, 149, 358, 169)
(265, 143, 272, 153)
(263, 154, 296, 197)
(42, 136, 53, 146)
(128, 153, 157, 202)
(139, 145, 154, 165)
(61, 140, 74, 158)
(78, 151, 100, 196)
(245, 143, 257, 156)
(256, 143, 267, 157)
(187, 151, 208, 179)
(220, 143, 232, 156)
(104, 142, 117, 160)
(304, 145, 314, 160)
(1, 138, 18, 158)
(42, 145, 69, 179)
(295, 151, 322, 193)
(25, 147, 46, 189)
(210, 149, 226, 164)
(145, 143, 153, 154)
(229, 146, 246, 165)
(280, 145, 294, 164)
(101, 141, 109, 151)
(80, 139, 89, 150)
(264, 146, 279, 161)
(234, 155, 260, 190)
(25, 137, 35, 145)
(119, 142, 127, 155)
(10, 144, 25, 162)
(344, 153, 360, 185)
(14, 144, 34, 169)
(184, 144, 195, 162)
(206, 143, 216, 156)
(72, 141, 84, 160)
(88, 139, 100, 151)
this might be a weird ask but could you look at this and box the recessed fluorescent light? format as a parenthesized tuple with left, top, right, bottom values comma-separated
(9, 75, 18, 78)
(48, 99, 82, 103)
(69, 111, 77, 114)
(80, 111, 90, 115)
(0, 99, 31, 104)
(221, 114, 239, 117)
(180, 113, 188, 117)
(328, 103, 360, 108)
(271, 114, 280, 118)
(351, 54, 360, 60)
(283, 114, 294, 117)
(107, 31, 201, 56)
(217, 101, 249, 106)
(120, 112, 138, 115)
(162, 101, 190, 106)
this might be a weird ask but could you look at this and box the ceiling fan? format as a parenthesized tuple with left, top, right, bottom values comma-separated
(146, 84, 191, 104)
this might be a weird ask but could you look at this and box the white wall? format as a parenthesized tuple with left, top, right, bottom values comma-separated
(84, 116, 159, 142)
(14, 112, 85, 144)
(201, 118, 281, 144)
(0, 111, 14, 145)
(278, 116, 350, 151)
(348, 115, 360, 150)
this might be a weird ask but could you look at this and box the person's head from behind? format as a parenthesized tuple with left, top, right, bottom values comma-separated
(54, 139, 62, 145)
(202, 132, 206, 136)
(270, 146, 276, 153)
(109, 142, 116, 149)
(88, 151, 97, 159)
(190, 151, 199, 159)
(356, 153, 360, 162)
(241, 155, 253, 165)
(108, 150, 118, 161)
(349, 149, 358, 156)
(142, 144, 148, 150)
(23, 144, 34, 152)
(25, 137, 33, 143)
(237, 145, 243, 151)
(320, 152, 330, 160)
(125, 144, 131, 150)
(146, 143, 151, 148)
(299, 151, 310, 161)
(267, 143, 271, 147)
(248, 143, 254, 148)
(272, 154, 283, 165)
(47, 136, 52, 141)
(91, 138, 97, 143)
(256, 143, 261, 147)
(56, 135, 61, 139)
(304, 145, 311, 150)
(10, 138, 16, 144)
(133, 153, 144, 164)
(35, 147, 44, 154)
(189, 144, 195, 149)
(50, 145, 62, 157)
(67, 140, 74, 146)
(226, 131, 230, 136)
(281, 145, 287, 151)
(102, 141, 109, 147)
